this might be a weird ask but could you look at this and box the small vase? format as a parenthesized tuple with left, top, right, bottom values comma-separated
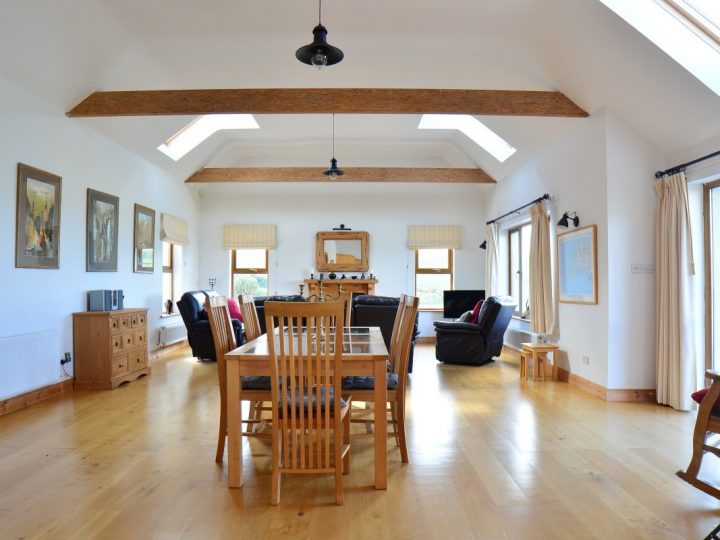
(328, 272, 337, 280)
(165, 299, 174, 314)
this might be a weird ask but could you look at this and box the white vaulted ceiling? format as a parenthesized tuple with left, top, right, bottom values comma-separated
(1, 0, 719, 183)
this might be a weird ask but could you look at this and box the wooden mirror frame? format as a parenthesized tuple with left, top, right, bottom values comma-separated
(315, 231, 369, 272)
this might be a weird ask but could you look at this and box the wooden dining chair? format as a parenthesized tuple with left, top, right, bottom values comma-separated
(264, 300, 351, 506)
(677, 370, 720, 499)
(205, 295, 272, 463)
(387, 294, 409, 372)
(343, 295, 419, 463)
(238, 294, 262, 342)
(337, 290, 353, 327)
(238, 293, 269, 429)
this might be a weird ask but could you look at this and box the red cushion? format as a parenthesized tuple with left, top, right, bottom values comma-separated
(468, 300, 484, 324)
(691, 387, 720, 414)
(227, 298, 243, 322)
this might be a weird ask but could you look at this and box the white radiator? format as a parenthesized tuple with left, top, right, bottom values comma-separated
(158, 321, 187, 346)
(505, 327, 547, 350)
(0, 330, 62, 400)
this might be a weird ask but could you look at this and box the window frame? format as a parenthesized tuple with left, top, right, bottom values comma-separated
(230, 248, 269, 298)
(414, 248, 454, 310)
(162, 241, 174, 314)
(507, 221, 531, 318)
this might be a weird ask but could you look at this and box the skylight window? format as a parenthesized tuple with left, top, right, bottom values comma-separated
(417, 114, 516, 163)
(666, 0, 720, 42)
(597, 0, 720, 97)
(157, 114, 259, 161)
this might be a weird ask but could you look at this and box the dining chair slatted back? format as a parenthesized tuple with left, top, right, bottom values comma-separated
(206, 295, 271, 463)
(388, 294, 409, 372)
(337, 290, 353, 327)
(238, 294, 262, 342)
(264, 300, 351, 505)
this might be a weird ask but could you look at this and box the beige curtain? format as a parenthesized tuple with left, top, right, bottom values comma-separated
(656, 172, 695, 411)
(160, 213, 189, 246)
(407, 225, 462, 249)
(223, 224, 277, 249)
(529, 202, 553, 333)
(485, 223, 499, 296)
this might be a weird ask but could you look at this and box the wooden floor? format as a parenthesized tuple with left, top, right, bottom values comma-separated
(1, 345, 719, 539)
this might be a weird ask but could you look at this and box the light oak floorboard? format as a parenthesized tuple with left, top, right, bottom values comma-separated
(0, 345, 718, 539)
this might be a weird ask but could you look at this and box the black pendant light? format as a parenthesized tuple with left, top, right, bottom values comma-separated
(296, 0, 344, 69)
(323, 114, 344, 180)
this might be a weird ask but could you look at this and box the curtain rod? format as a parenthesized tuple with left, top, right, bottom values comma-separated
(655, 149, 720, 179)
(486, 193, 552, 225)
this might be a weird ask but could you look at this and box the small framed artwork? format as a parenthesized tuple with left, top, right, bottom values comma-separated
(15, 163, 62, 269)
(558, 224, 598, 304)
(86, 189, 119, 272)
(133, 204, 155, 273)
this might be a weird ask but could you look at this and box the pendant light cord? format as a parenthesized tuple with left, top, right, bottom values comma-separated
(332, 113, 335, 158)
(318, 0, 322, 24)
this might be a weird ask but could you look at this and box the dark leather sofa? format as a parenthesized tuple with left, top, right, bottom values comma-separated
(433, 295, 515, 366)
(351, 295, 420, 373)
(176, 290, 243, 361)
(253, 295, 307, 334)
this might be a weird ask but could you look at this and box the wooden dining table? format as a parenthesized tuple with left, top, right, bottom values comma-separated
(224, 326, 389, 489)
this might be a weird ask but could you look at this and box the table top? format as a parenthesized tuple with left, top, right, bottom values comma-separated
(521, 342, 559, 351)
(226, 326, 388, 361)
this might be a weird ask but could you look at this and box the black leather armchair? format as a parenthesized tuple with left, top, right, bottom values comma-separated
(176, 290, 243, 361)
(351, 295, 420, 373)
(253, 295, 307, 334)
(433, 295, 515, 366)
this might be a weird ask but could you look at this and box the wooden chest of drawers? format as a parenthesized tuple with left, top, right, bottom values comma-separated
(73, 308, 150, 390)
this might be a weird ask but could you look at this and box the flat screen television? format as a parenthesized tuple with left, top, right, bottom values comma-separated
(443, 289, 486, 319)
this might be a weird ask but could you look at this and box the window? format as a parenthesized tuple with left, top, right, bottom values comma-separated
(415, 248, 453, 309)
(508, 223, 531, 317)
(162, 241, 174, 313)
(231, 249, 268, 298)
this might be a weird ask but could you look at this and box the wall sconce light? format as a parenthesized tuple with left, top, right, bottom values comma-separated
(479, 240, 487, 249)
(208, 277, 217, 290)
(557, 211, 580, 228)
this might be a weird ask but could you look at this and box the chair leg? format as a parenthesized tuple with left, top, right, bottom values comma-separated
(397, 401, 409, 463)
(343, 409, 351, 474)
(216, 406, 227, 463)
(246, 400, 257, 433)
(271, 430, 281, 506)
(335, 461, 344, 506)
(390, 403, 400, 447)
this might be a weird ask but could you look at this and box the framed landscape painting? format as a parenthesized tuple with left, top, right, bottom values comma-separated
(15, 163, 62, 269)
(133, 204, 155, 273)
(558, 224, 597, 304)
(86, 189, 119, 272)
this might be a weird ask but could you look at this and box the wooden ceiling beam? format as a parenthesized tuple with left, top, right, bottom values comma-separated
(68, 88, 587, 118)
(185, 167, 496, 184)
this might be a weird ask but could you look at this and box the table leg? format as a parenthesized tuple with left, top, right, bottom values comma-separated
(374, 358, 388, 490)
(227, 358, 242, 488)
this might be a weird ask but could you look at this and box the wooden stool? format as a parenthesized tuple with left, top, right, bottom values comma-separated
(520, 342, 559, 381)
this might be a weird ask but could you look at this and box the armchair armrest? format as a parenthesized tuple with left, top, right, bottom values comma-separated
(433, 321, 483, 334)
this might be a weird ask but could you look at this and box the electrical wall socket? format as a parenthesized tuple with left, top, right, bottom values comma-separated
(582, 355, 590, 365)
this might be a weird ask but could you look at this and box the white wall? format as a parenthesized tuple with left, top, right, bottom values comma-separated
(0, 78, 199, 399)
(196, 183, 491, 336)
(604, 110, 665, 389)
(490, 112, 611, 386)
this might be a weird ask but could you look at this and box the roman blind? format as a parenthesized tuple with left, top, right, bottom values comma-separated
(407, 225, 462, 249)
(160, 213, 189, 246)
(223, 224, 277, 250)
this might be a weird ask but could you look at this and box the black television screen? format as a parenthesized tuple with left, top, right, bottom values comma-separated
(443, 290, 486, 319)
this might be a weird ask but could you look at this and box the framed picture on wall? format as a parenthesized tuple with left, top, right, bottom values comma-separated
(558, 224, 598, 304)
(86, 189, 119, 272)
(133, 204, 155, 273)
(15, 163, 62, 269)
